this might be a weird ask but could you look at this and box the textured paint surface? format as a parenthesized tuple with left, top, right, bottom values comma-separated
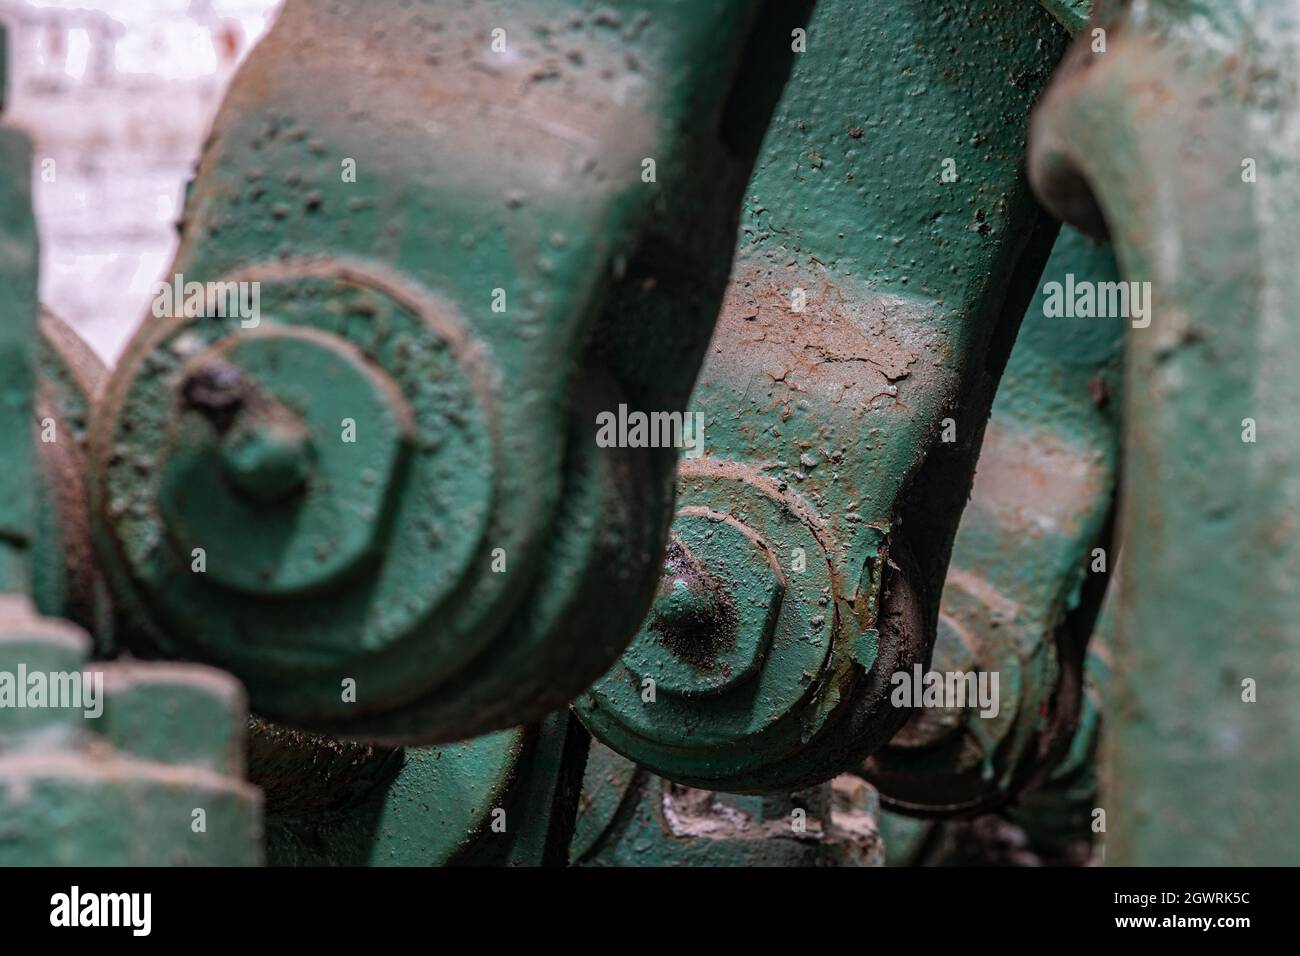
(0, 119, 37, 594)
(261, 723, 524, 866)
(578, 0, 1070, 792)
(261, 711, 587, 866)
(864, 226, 1123, 814)
(0, 597, 261, 866)
(1031, 0, 1300, 864)
(570, 739, 880, 866)
(32, 311, 109, 640)
(1040, 0, 1091, 33)
(88, 0, 806, 743)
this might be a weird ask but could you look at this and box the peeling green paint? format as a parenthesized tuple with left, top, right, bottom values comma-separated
(864, 226, 1123, 814)
(578, 0, 1070, 793)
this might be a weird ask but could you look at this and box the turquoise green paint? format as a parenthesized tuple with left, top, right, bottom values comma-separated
(264, 726, 524, 866)
(1040, 0, 1092, 33)
(1030, 0, 1300, 863)
(0, 603, 261, 865)
(865, 227, 1122, 813)
(0, 126, 37, 595)
(579, 0, 1070, 792)
(89, 0, 804, 742)
(571, 740, 879, 867)
(263, 711, 587, 866)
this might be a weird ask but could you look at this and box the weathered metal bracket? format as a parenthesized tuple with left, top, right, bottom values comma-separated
(575, 0, 1070, 792)
(87, 0, 808, 742)
(1029, 0, 1300, 865)
(863, 227, 1123, 815)
(0, 596, 261, 865)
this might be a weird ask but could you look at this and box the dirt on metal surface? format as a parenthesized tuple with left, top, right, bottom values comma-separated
(648, 537, 739, 670)
(710, 258, 934, 427)
(969, 422, 1105, 540)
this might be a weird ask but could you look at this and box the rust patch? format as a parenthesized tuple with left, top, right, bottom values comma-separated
(707, 258, 938, 414)
(967, 420, 1103, 538)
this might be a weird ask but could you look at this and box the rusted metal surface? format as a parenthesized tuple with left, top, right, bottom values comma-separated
(876, 625, 1111, 866)
(1029, 0, 1300, 865)
(577, 0, 1071, 792)
(32, 310, 112, 643)
(87, 0, 809, 743)
(570, 739, 881, 867)
(863, 226, 1123, 814)
(1011, 625, 1110, 860)
(260, 710, 587, 866)
(20, 0, 1296, 870)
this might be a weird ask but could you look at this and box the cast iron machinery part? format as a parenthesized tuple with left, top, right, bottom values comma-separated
(577, 463, 928, 794)
(254, 711, 589, 866)
(0, 596, 262, 865)
(93, 260, 648, 741)
(1028, 0, 1300, 864)
(862, 227, 1124, 816)
(570, 738, 882, 866)
(88, 0, 811, 741)
(873, 600, 1114, 866)
(0, 47, 261, 867)
(577, 0, 1072, 792)
(1010, 625, 1111, 858)
(0, 99, 37, 595)
(32, 309, 112, 640)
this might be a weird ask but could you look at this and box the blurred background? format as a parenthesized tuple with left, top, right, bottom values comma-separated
(2, 0, 283, 362)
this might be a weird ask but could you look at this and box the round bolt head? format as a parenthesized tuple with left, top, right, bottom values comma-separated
(158, 326, 413, 598)
(218, 407, 315, 504)
(622, 514, 785, 699)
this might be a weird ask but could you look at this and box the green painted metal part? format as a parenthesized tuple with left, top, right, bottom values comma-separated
(1029, 0, 1300, 864)
(0, 99, 37, 596)
(570, 739, 880, 866)
(4, 48, 249, 867)
(1010, 612, 1111, 858)
(32, 311, 113, 644)
(875, 609, 1113, 866)
(1039, 0, 1092, 34)
(88, 0, 809, 743)
(259, 710, 587, 866)
(0, 596, 261, 865)
(576, 0, 1071, 793)
(862, 226, 1122, 814)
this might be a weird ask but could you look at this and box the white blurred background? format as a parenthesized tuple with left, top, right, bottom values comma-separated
(2, 0, 284, 362)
